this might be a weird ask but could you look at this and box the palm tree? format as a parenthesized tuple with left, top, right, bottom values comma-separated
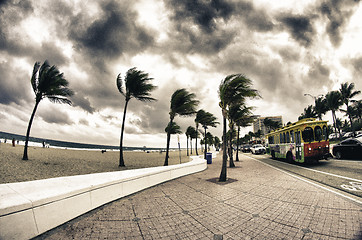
(232, 105, 254, 161)
(165, 122, 182, 135)
(325, 90, 343, 139)
(189, 126, 198, 154)
(214, 136, 221, 151)
(352, 100, 362, 123)
(218, 74, 260, 182)
(196, 109, 219, 159)
(340, 82, 361, 134)
(164, 89, 199, 166)
(314, 96, 328, 120)
(298, 105, 317, 120)
(22, 61, 73, 160)
(185, 126, 194, 156)
(116, 68, 157, 167)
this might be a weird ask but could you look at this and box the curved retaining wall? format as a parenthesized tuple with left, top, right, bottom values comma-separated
(0, 155, 208, 240)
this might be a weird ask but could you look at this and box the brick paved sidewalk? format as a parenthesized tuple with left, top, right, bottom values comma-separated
(35, 153, 362, 240)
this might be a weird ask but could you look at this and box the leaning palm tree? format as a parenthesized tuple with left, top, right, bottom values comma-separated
(23, 60, 74, 160)
(196, 109, 219, 159)
(325, 90, 343, 139)
(340, 82, 361, 134)
(164, 89, 199, 166)
(190, 126, 198, 155)
(116, 67, 157, 167)
(185, 126, 194, 156)
(165, 122, 182, 135)
(233, 105, 254, 161)
(218, 74, 260, 182)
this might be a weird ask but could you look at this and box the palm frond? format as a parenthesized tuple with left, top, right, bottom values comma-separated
(116, 73, 126, 97)
(170, 88, 199, 117)
(47, 96, 72, 105)
(31, 62, 40, 94)
(165, 121, 182, 134)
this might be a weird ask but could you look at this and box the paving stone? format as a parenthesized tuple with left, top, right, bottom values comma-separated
(33, 153, 362, 239)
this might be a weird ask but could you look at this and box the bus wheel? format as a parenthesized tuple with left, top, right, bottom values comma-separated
(271, 151, 276, 159)
(286, 152, 293, 163)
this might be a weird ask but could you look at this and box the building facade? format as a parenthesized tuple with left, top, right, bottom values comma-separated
(253, 116, 283, 136)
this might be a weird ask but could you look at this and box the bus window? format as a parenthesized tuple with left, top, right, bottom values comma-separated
(302, 127, 314, 143)
(315, 126, 323, 141)
(296, 131, 301, 144)
(280, 133, 283, 143)
(283, 133, 286, 143)
(323, 125, 328, 140)
(290, 131, 294, 143)
(286, 132, 290, 143)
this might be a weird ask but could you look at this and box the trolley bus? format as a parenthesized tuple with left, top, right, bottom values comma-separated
(265, 118, 330, 163)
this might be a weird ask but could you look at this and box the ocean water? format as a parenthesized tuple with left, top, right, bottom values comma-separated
(0, 131, 176, 152)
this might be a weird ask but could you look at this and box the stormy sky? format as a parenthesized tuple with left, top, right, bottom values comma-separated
(1, 0, 361, 148)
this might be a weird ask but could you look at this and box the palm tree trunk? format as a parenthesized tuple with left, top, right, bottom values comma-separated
(195, 125, 199, 155)
(204, 127, 207, 159)
(164, 118, 173, 166)
(219, 114, 227, 182)
(236, 126, 240, 161)
(119, 100, 129, 167)
(331, 111, 337, 137)
(190, 138, 193, 154)
(346, 103, 355, 135)
(186, 136, 189, 156)
(229, 126, 235, 167)
(23, 100, 40, 160)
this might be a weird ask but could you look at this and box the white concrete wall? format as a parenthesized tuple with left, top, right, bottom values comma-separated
(0, 155, 209, 240)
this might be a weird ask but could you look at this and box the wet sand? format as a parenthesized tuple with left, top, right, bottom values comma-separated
(0, 143, 201, 184)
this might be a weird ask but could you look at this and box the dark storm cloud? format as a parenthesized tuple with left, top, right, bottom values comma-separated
(234, 1, 274, 32)
(163, 0, 273, 56)
(0, 0, 34, 54)
(70, 93, 96, 114)
(306, 59, 331, 87)
(69, 0, 155, 60)
(168, 0, 234, 33)
(279, 15, 315, 47)
(319, 0, 361, 47)
(0, 61, 33, 105)
(38, 106, 74, 125)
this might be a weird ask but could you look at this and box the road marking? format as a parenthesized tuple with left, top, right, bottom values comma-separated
(341, 182, 362, 191)
(244, 155, 362, 205)
(262, 156, 362, 183)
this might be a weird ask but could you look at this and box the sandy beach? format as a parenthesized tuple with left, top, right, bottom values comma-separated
(0, 143, 202, 184)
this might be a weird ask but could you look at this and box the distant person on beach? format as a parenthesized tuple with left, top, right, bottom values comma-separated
(12, 138, 15, 147)
(42, 141, 45, 148)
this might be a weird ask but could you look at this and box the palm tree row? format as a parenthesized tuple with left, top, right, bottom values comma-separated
(218, 74, 260, 182)
(299, 82, 361, 138)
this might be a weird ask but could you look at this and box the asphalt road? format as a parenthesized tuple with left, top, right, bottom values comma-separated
(242, 152, 362, 199)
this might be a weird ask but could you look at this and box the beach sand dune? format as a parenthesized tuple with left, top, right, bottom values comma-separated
(0, 143, 202, 184)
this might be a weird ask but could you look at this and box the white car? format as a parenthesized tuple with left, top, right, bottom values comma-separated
(251, 144, 266, 154)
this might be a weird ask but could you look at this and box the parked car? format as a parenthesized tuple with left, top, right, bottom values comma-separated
(250, 144, 266, 154)
(241, 144, 251, 153)
(332, 137, 362, 159)
(343, 132, 354, 139)
(329, 132, 342, 140)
